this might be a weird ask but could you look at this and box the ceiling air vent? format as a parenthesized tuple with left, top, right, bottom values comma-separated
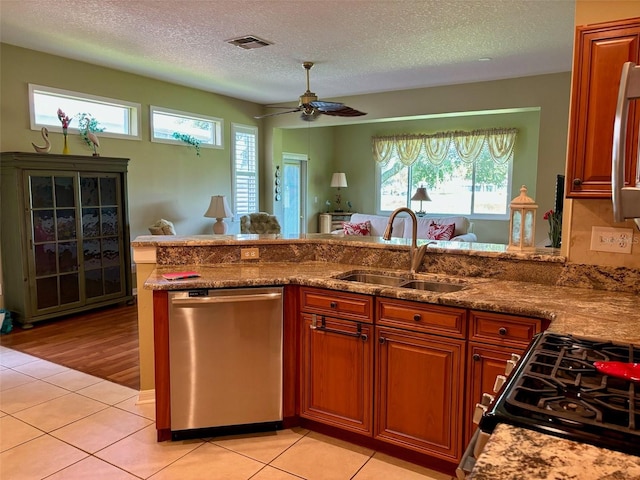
(226, 36, 272, 50)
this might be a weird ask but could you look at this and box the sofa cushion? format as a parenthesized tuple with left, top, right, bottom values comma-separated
(403, 215, 471, 240)
(350, 213, 404, 237)
(343, 220, 371, 236)
(425, 220, 455, 240)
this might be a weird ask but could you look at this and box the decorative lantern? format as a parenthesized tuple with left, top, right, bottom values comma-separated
(507, 185, 538, 251)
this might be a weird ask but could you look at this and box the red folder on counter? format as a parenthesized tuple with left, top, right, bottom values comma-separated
(161, 271, 201, 280)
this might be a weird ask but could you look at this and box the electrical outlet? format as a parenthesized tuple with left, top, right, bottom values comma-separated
(240, 247, 259, 260)
(590, 227, 634, 253)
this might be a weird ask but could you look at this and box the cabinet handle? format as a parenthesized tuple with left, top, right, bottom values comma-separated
(472, 353, 481, 361)
(498, 327, 507, 336)
(573, 178, 582, 186)
(413, 313, 421, 321)
(330, 301, 337, 309)
(379, 337, 386, 344)
(311, 317, 368, 341)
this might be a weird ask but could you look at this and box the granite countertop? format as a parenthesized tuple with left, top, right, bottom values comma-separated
(137, 235, 640, 477)
(468, 424, 640, 479)
(144, 261, 640, 344)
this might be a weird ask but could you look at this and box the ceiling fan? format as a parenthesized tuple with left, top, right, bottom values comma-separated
(254, 62, 367, 121)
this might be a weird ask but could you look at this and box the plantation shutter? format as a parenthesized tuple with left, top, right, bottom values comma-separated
(232, 124, 258, 217)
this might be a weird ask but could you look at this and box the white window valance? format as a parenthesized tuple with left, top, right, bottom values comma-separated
(372, 128, 518, 166)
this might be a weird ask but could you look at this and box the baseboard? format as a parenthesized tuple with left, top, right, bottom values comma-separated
(137, 389, 155, 405)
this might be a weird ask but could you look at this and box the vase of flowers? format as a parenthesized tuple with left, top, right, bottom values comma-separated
(57, 108, 72, 154)
(543, 209, 562, 248)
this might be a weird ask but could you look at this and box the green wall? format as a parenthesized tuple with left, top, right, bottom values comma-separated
(0, 44, 262, 238)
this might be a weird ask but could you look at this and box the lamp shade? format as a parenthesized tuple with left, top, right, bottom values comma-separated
(330, 172, 348, 188)
(204, 195, 233, 219)
(411, 187, 431, 202)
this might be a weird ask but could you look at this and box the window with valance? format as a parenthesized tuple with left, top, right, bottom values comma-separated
(372, 128, 517, 217)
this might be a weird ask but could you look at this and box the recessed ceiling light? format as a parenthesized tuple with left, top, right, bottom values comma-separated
(226, 35, 272, 50)
(478, 57, 492, 62)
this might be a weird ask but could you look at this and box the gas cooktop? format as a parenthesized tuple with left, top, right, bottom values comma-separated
(480, 332, 640, 456)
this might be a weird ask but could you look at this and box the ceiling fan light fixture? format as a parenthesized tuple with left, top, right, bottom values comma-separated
(226, 35, 272, 50)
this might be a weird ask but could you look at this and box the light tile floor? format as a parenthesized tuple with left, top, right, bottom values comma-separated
(0, 346, 453, 480)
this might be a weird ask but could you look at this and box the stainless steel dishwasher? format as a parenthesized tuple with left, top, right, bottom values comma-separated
(168, 287, 283, 438)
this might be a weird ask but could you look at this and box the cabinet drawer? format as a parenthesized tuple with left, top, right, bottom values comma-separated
(300, 287, 373, 322)
(376, 298, 466, 338)
(469, 310, 542, 347)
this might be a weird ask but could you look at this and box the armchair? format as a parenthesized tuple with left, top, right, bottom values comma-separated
(240, 212, 281, 234)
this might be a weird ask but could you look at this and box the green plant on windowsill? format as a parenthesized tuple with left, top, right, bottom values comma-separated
(172, 132, 201, 156)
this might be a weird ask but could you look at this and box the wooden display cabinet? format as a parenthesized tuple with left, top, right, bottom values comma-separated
(0, 152, 133, 327)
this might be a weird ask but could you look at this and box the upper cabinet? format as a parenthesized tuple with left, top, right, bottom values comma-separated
(566, 17, 640, 198)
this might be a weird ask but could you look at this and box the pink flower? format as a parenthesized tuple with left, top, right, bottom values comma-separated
(543, 209, 553, 221)
(57, 108, 71, 130)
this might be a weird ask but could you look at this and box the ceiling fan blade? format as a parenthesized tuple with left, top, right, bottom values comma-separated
(309, 100, 345, 112)
(320, 105, 367, 117)
(254, 107, 302, 119)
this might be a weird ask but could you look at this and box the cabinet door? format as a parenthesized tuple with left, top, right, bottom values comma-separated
(375, 326, 464, 461)
(566, 19, 640, 197)
(26, 172, 82, 313)
(464, 344, 518, 445)
(301, 314, 373, 435)
(80, 174, 126, 300)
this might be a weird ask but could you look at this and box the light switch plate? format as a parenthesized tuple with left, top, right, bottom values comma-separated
(590, 226, 633, 253)
(240, 247, 260, 260)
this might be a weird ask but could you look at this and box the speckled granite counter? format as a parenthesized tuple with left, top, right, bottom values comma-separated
(134, 234, 640, 477)
(468, 424, 640, 479)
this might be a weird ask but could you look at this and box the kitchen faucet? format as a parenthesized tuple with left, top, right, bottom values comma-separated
(383, 207, 430, 274)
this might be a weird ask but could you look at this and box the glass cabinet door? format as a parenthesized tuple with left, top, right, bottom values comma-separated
(28, 174, 81, 312)
(81, 174, 124, 300)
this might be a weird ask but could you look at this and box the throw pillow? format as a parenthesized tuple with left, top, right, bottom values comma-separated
(426, 220, 455, 241)
(343, 221, 371, 236)
(148, 218, 177, 235)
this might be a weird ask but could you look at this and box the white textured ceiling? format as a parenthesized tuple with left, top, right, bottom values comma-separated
(0, 0, 575, 105)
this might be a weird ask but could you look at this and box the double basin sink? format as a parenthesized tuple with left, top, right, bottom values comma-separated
(334, 271, 466, 293)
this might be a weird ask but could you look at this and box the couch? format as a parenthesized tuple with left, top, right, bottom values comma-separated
(333, 213, 477, 242)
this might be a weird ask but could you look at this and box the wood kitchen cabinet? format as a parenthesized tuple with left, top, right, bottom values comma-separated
(375, 298, 466, 462)
(464, 310, 546, 444)
(0, 152, 133, 327)
(299, 287, 374, 435)
(566, 17, 640, 198)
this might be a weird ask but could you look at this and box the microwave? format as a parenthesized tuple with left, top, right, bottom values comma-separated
(612, 61, 640, 228)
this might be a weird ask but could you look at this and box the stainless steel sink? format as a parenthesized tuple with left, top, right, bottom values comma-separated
(399, 280, 465, 293)
(336, 272, 406, 286)
(335, 271, 466, 292)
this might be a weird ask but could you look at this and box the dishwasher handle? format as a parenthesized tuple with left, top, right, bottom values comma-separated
(171, 292, 282, 306)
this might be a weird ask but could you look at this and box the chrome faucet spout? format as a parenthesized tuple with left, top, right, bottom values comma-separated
(385, 207, 424, 274)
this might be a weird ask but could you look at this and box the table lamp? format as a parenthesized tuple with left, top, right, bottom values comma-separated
(204, 195, 233, 234)
(330, 172, 348, 212)
(411, 186, 431, 216)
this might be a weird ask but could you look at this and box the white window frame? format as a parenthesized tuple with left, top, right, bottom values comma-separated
(150, 105, 223, 149)
(29, 84, 141, 140)
(231, 123, 259, 218)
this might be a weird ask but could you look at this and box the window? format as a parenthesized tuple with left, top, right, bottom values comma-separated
(232, 124, 258, 217)
(150, 106, 222, 148)
(29, 84, 140, 139)
(375, 129, 516, 219)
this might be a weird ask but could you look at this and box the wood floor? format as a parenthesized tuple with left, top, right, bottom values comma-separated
(0, 301, 140, 390)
